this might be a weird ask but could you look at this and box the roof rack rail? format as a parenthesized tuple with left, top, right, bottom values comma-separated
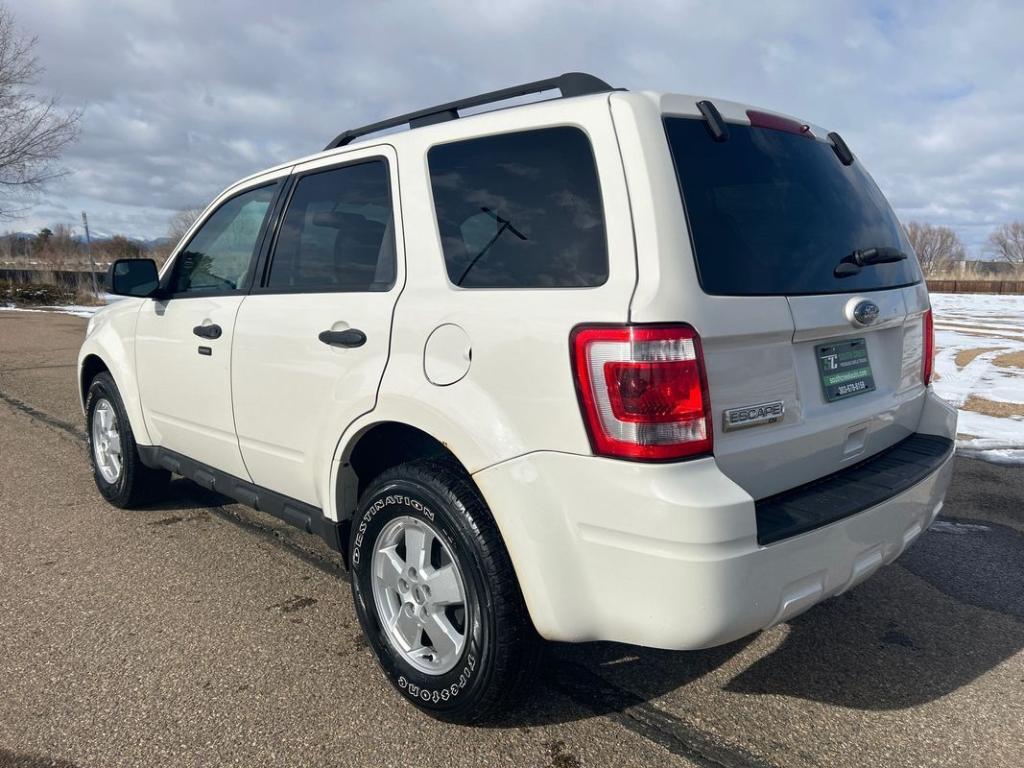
(324, 72, 617, 150)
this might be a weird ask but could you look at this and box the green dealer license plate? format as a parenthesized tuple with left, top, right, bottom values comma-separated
(816, 338, 876, 402)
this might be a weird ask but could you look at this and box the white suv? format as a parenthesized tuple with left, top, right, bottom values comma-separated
(78, 73, 956, 722)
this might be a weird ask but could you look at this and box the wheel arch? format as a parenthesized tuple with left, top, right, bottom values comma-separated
(330, 419, 485, 559)
(79, 353, 110, 409)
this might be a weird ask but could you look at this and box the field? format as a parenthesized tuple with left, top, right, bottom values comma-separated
(931, 293, 1024, 465)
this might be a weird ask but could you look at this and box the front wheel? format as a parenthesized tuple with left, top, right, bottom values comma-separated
(85, 372, 169, 508)
(350, 459, 538, 723)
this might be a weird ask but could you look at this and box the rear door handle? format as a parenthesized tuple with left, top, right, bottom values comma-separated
(318, 328, 367, 348)
(193, 323, 222, 340)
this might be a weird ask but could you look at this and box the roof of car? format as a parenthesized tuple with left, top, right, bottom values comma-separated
(224, 77, 831, 193)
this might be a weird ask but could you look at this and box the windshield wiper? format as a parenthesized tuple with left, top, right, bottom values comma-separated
(454, 207, 528, 286)
(834, 246, 908, 277)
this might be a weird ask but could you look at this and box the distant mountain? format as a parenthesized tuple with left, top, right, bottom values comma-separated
(2, 230, 172, 255)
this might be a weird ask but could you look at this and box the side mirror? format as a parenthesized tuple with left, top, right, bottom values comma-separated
(108, 258, 160, 298)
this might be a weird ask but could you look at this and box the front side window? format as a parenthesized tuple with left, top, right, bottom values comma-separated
(168, 183, 277, 294)
(267, 160, 395, 292)
(428, 126, 608, 289)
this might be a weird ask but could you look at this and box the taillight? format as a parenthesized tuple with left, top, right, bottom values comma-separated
(570, 324, 713, 461)
(922, 309, 935, 385)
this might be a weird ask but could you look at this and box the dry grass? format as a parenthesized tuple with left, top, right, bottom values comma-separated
(984, 315, 1024, 324)
(936, 328, 1024, 344)
(73, 284, 105, 306)
(954, 347, 1006, 369)
(962, 394, 1024, 419)
(992, 351, 1024, 370)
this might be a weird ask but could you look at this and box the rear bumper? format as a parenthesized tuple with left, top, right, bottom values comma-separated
(474, 389, 956, 650)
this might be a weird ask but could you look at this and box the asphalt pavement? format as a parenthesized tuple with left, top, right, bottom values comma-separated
(1, 310, 1022, 768)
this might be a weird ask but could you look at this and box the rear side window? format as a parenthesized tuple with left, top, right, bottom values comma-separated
(267, 160, 395, 292)
(428, 127, 608, 288)
(664, 117, 921, 296)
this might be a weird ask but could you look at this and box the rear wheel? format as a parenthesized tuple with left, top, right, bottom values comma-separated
(350, 458, 538, 723)
(86, 372, 169, 507)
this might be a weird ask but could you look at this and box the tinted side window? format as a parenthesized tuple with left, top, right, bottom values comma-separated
(267, 160, 395, 292)
(428, 127, 608, 288)
(169, 184, 277, 294)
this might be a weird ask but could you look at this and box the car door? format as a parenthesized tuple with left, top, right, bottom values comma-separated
(135, 176, 284, 479)
(231, 147, 403, 507)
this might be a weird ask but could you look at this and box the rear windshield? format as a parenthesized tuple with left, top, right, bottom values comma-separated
(664, 116, 921, 296)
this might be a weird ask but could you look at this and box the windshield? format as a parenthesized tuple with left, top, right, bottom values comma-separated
(664, 116, 921, 296)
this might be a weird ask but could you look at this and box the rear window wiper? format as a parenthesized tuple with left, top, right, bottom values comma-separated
(834, 247, 907, 277)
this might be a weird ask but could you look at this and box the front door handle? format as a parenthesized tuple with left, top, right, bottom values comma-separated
(318, 328, 367, 348)
(193, 323, 222, 340)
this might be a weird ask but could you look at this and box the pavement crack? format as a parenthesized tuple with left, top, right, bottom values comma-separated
(0, 388, 87, 442)
(267, 595, 319, 613)
(147, 511, 208, 526)
(545, 662, 777, 768)
(0, 362, 78, 372)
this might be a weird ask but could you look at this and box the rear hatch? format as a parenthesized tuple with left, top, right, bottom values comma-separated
(662, 113, 931, 502)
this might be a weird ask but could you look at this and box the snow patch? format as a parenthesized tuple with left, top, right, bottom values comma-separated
(1, 304, 102, 318)
(0, 294, 125, 319)
(930, 293, 1024, 466)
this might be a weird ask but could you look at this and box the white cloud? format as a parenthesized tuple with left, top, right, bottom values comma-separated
(3, 0, 1022, 253)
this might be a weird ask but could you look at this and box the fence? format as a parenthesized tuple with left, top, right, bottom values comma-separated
(0, 267, 109, 290)
(926, 279, 1024, 295)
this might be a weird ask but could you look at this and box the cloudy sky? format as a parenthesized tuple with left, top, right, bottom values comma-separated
(4, 0, 1023, 252)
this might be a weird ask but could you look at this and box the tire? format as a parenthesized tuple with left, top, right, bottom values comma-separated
(85, 372, 170, 508)
(349, 458, 539, 723)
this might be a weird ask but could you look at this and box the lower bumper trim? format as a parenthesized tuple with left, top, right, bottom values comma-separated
(755, 432, 954, 546)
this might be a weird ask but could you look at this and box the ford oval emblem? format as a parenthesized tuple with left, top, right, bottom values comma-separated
(852, 300, 880, 327)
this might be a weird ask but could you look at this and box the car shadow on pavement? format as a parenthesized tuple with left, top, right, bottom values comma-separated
(725, 516, 1024, 709)
(143, 477, 235, 512)
(496, 516, 1024, 726)
(0, 749, 80, 768)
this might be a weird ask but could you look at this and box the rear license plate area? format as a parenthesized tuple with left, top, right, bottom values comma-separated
(816, 338, 875, 402)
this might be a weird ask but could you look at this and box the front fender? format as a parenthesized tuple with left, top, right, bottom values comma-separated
(78, 299, 150, 445)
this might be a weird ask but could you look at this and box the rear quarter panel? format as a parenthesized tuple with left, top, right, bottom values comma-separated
(328, 95, 638, 515)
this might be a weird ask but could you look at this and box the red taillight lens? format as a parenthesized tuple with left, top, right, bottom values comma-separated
(571, 324, 713, 461)
(923, 309, 935, 385)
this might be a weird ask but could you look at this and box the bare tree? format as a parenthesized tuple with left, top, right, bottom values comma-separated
(105, 234, 141, 260)
(148, 205, 203, 265)
(26, 222, 75, 275)
(0, 6, 80, 219)
(903, 221, 966, 276)
(167, 206, 204, 246)
(986, 221, 1024, 268)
